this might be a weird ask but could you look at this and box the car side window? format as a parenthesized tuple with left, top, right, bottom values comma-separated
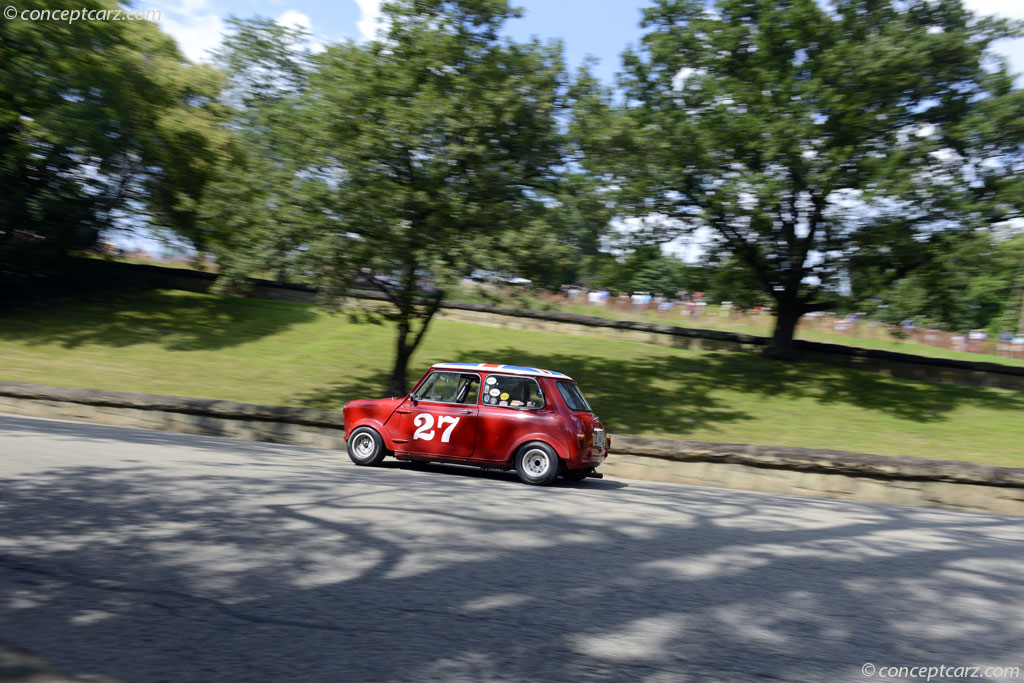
(482, 374, 545, 409)
(413, 372, 479, 404)
(556, 381, 591, 412)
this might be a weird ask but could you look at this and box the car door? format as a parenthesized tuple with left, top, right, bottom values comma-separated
(394, 371, 478, 459)
(475, 373, 552, 463)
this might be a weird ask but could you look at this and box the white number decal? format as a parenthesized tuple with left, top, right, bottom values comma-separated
(437, 416, 459, 443)
(412, 414, 461, 443)
(412, 413, 435, 441)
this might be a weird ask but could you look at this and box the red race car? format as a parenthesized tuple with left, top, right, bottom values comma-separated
(343, 363, 609, 485)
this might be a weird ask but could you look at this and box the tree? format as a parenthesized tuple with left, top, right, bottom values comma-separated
(211, 1, 569, 395)
(0, 0, 231, 280)
(577, 0, 1024, 358)
(199, 18, 319, 282)
(493, 172, 615, 289)
(871, 230, 1024, 333)
(138, 32, 235, 260)
(316, 0, 568, 394)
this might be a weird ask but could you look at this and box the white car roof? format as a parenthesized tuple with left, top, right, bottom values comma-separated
(431, 363, 574, 381)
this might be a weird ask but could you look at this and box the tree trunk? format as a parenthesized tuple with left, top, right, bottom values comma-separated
(764, 296, 802, 360)
(385, 290, 444, 397)
(388, 320, 411, 397)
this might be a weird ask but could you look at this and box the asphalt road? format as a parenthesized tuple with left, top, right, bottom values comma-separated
(1, 414, 1022, 683)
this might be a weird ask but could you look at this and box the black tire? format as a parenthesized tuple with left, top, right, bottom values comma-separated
(347, 426, 387, 466)
(514, 442, 561, 486)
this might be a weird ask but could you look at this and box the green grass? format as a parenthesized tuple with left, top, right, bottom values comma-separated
(2, 289, 1022, 467)
(80, 261, 1024, 368)
(453, 284, 1024, 368)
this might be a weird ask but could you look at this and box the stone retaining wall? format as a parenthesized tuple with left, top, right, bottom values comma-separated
(0, 382, 348, 450)
(604, 437, 1024, 516)
(2, 381, 1021, 516)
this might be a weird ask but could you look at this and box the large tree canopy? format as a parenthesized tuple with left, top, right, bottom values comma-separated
(208, 1, 570, 395)
(0, 0, 232, 280)
(198, 18, 319, 283)
(576, 0, 1024, 357)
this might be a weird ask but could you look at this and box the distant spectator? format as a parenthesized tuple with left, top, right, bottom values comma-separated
(1012, 335, 1024, 359)
(630, 292, 651, 310)
(997, 330, 1013, 356)
(968, 328, 986, 352)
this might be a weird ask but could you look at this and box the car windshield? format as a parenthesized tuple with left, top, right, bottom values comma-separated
(556, 381, 591, 412)
(413, 372, 479, 404)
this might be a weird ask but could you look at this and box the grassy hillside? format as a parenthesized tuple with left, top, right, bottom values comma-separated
(1, 289, 1022, 466)
(453, 284, 1024, 368)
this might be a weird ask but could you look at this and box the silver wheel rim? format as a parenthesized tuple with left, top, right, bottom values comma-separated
(352, 433, 376, 459)
(522, 448, 551, 477)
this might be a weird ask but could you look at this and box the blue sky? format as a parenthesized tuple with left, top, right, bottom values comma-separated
(140, 0, 651, 85)
(141, 0, 1024, 87)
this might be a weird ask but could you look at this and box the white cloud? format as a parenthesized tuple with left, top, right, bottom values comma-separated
(149, 0, 329, 62)
(963, 0, 1024, 80)
(276, 9, 312, 33)
(151, 0, 225, 62)
(354, 0, 384, 41)
(276, 9, 326, 53)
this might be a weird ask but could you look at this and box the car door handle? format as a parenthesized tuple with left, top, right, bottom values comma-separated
(459, 409, 473, 415)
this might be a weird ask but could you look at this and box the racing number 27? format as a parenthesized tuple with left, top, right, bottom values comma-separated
(412, 414, 460, 443)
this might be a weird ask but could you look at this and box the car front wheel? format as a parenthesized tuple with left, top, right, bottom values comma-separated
(514, 442, 560, 486)
(347, 426, 387, 466)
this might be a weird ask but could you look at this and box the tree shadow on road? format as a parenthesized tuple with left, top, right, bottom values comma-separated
(1, 430, 1022, 682)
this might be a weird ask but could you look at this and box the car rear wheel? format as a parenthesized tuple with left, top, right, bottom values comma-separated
(347, 426, 387, 466)
(515, 442, 560, 486)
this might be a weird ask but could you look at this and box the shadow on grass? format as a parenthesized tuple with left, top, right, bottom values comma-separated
(0, 289, 318, 352)
(293, 347, 1024, 434)
(441, 349, 1024, 433)
(292, 369, 394, 410)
